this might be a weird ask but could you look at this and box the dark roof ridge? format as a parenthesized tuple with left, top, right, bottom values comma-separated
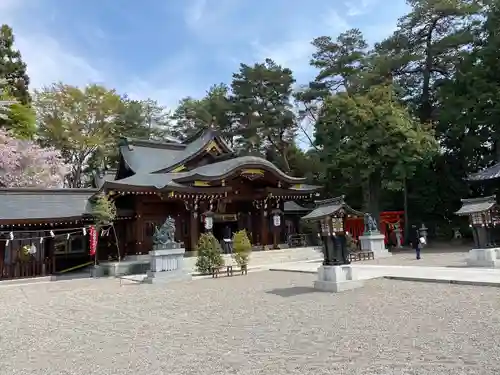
(119, 137, 186, 151)
(460, 195, 497, 204)
(0, 188, 98, 194)
(315, 195, 346, 207)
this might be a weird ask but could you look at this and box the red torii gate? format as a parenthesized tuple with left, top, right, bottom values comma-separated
(345, 211, 404, 244)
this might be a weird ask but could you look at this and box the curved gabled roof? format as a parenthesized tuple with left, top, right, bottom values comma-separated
(172, 156, 306, 184)
(118, 129, 234, 174)
(155, 129, 233, 173)
(119, 138, 186, 174)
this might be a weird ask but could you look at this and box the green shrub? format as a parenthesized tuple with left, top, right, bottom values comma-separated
(195, 233, 224, 274)
(232, 229, 252, 267)
(92, 192, 116, 226)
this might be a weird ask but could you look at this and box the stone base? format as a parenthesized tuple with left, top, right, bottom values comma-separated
(466, 248, 500, 268)
(90, 265, 104, 278)
(359, 233, 392, 259)
(144, 247, 191, 284)
(100, 257, 150, 277)
(313, 265, 364, 292)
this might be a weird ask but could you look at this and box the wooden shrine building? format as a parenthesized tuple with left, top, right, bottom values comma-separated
(97, 129, 322, 256)
(0, 130, 321, 280)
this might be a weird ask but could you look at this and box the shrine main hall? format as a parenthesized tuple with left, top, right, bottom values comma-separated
(97, 129, 321, 255)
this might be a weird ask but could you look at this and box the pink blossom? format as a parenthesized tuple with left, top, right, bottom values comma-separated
(0, 129, 69, 187)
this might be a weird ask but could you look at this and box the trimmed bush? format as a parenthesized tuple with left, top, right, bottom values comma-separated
(232, 229, 252, 267)
(195, 232, 224, 274)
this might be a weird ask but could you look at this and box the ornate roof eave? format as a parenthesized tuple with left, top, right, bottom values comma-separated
(103, 182, 233, 195)
(172, 162, 306, 185)
(265, 187, 320, 197)
(119, 137, 185, 149)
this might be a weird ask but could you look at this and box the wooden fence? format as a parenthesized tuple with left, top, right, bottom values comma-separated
(0, 257, 55, 280)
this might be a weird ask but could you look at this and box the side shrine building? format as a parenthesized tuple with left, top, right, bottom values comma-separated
(99, 129, 321, 255)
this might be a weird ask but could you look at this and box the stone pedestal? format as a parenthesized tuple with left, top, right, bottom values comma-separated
(100, 255, 150, 277)
(314, 265, 364, 292)
(144, 247, 191, 284)
(359, 233, 392, 258)
(466, 248, 500, 268)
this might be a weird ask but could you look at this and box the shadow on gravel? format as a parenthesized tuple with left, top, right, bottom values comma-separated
(266, 286, 319, 298)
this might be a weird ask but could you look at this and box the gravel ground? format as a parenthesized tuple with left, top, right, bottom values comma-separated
(1, 272, 499, 375)
(359, 251, 469, 267)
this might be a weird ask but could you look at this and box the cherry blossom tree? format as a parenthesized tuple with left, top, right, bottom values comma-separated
(0, 128, 69, 187)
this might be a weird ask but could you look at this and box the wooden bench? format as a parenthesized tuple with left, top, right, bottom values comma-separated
(228, 264, 248, 276)
(212, 265, 232, 278)
(349, 251, 374, 262)
(211, 264, 248, 278)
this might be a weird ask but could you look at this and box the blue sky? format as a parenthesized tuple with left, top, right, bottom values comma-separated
(1, 0, 410, 111)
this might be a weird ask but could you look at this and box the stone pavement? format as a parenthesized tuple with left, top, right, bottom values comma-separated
(1, 271, 500, 374)
(270, 251, 500, 287)
(358, 250, 469, 267)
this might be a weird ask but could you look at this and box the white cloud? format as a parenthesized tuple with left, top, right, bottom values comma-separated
(15, 34, 103, 89)
(345, 0, 376, 17)
(184, 0, 208, 29)
(1, 2, 105, 89)
(0, 3, 198, 110)
(250, 8, 351, 83)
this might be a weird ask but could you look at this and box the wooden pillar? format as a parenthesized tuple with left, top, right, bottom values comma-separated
(260, 204, 268, 249)
(189, 212, 199, 253)
(251, 211, 259, 244)
(246, 212, 253, 242)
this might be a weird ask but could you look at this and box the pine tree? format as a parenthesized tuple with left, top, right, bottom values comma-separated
(91, 193, 117, 227)
(0, 25, 30, 104)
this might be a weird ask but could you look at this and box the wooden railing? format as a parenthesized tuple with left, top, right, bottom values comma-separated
(0, 258, 55, 280)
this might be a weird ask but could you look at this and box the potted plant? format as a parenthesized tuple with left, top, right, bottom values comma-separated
(195, 233, 224, 275)
(232, 229, 252, 270)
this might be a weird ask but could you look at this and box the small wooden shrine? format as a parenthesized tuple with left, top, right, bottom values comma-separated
(302, 196, 364, 264)
(456, 195, 500, 248)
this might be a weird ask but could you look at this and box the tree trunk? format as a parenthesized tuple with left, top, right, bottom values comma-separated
(364, 173, 382, 227)
(420, 18, 439, 123)
(280, 145, 291, 173)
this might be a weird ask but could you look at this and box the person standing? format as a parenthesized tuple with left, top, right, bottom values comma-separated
(409, 224, 421, 260)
